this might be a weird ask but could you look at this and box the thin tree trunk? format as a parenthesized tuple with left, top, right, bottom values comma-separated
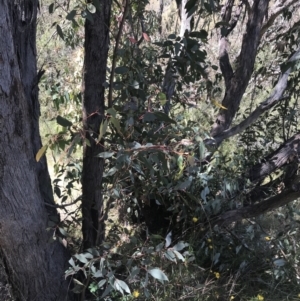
(162, 0, 194, 115)
(0, 1, 72, 300)
(82, 1, 112, 249)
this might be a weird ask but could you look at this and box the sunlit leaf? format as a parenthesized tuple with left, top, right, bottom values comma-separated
(165, 231, 172, 248)
(143, 32, 151, 41)
(147, 268, 169, 282)
(96, 151, 115, 158)
(98, 119, 108, 141)
(36, 145, 48, 162)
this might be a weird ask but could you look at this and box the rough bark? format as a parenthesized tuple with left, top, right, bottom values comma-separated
(211, 0, 269, 137)
(0, 1, 71, 300)
(82, 1, 112, 249)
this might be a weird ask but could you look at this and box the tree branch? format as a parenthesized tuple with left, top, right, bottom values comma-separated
(212, 181, 300, 227)
(211, 0, 269, 137)
(210, 47, 300, 146)
(248, 132, 300, 183)
(260, 0, 299, 37)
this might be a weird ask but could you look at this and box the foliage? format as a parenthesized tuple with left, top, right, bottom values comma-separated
(35, 0, 300, 300)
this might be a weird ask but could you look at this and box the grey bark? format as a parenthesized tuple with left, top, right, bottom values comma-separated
(0, 1, 72, 300)
(82, 1, 112, 249)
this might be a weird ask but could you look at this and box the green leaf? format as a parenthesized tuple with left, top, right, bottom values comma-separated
(85, 138, 91, 147)
(59, 227, 68, 237)
(67, 134, 81, 157)
(129, 267, 140, 279)
(103, 167, 117, 177)
(273, 258, 286, 267)
(164, 250, 176, 262)
(107, 108, 117, 117)
(158, 92, 167, 105)
(173, 250, 185, 262)
(132, 80, 139, 89)
(74, 254, 88, 264)
(56, 115, 72, 127)
(69, 257, 76, 267)
(56, 24, 64, 40)
(190, 30, 208, 40)
(168, 34, 176, 39)
(173, 241, 189, 251)
(165, 231, 172, 248)
(81, 9, 94, 23)
(96, 152, 115, 158)
(185, 0, 197, 11)
(36, 145, 48, 162)
(85, 10, 94, 23)
(101, 285, 113, 298)
(93, 0, 101, 11)
(147, 268, 169, 282)
(98, 279, 106, 288)
(98, 119, 108, 141)
(280, 61, 295, 73)
(153, 112, 176, 124)
(174, 179, 192, 190)
(110, 117, 122, 134)
(87, 3, 96, 13)
(115, 66, 129, 74)
(66, 10, 77, 21)
(143, 112, 156, 122)
(114, 279, 131, 295)
(49, 3, 55, 14)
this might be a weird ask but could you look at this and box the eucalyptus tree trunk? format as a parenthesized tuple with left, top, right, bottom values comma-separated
(81, 1, 112, 249)
(0, 1, 71, 300)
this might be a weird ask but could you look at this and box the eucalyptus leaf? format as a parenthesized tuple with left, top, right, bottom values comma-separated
(147, 268, 169, 282)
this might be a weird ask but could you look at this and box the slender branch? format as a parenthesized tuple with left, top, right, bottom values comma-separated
(108, 0, 129, 108)
(210, 47, 300, 146)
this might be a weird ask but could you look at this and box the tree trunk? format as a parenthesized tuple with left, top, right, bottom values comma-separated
(82, 1, 112, 249)
(0, 1, 72, 300)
